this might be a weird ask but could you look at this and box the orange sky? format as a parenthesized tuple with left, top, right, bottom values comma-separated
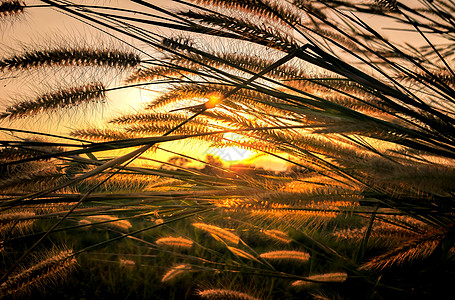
(0, 1, 293, 170)
(0, 0, 431, 171)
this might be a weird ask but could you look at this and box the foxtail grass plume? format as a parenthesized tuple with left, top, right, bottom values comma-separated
(185, 0, 302, 25)
(125, 65, 196, 83)
(109, 111, 199, 125)
(259, 250, 310, 262)
(0, 48, 140, 72)
(119, 258, 135, 268)
(156, 236, 194, 249)
(291, 272, 348, 287)
(0, 249, 76, 296)
(161, 264, 191, 282)
(0, 0, 24, 18)
(80, 215, 132, 232)
(70, 128, 133, 141)
(250, 208, 338, 228)
(0, 140, 61, 162)
(310, 293, 340, 300)
(360, 230, 455, 271)
(262, 229, 292, 244)
(78, 219, 91, 228)
(227, 246, 260, 262)
(167, 50, 305, 81)
(375, 0, 399, 11)
(332, 222, 420, 243)
(192, 222, 240, 244)
(0, 83, 106, 120)
(0, 165, 61, 192)
(0, 210, 35, 236)
(174, 11, 298, 52)
(197, 288, 261, 300)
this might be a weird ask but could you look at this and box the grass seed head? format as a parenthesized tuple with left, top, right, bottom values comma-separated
(81, 215, 132, 232)
(192, 222, 240, 244)
(0, 1, 25, 18)
(161, 264, 191, 282)
(0, 249, 76, 296)
(156, 236, 194, 249)
(119, 258, 135, 268)
(1, 83, 106, 120)
(259, 250, 310, 262)
(0, 48, 140, 72)
(197, 288, 262, 300)
(262, 229, 292, 244)
(291, 272, 348, 288)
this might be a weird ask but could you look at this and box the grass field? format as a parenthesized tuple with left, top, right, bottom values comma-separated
(1, 0, 455, 299)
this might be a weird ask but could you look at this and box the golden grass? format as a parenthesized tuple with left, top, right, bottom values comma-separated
(161, 264, 191, 282)
(291, 272, 348, 287)
(119, 258, 135, 268)
(227, 246, 260, 262)
(79, 215, 132, 232)
(259, 250, 310, 262)
(197, 288, 261, 300)
(0, 249, 76, 296)
(156, 236, 194, 249)
(0, 48, 140, 72)
(0, 1, 24, 18)
(262, 229, 292, 244)
(332, 223, 419, 241)
(192, 222, 240, 244)
(0, 210, 35, 236)
(1, 83, 106, 120)
(360, 230, 455, 271)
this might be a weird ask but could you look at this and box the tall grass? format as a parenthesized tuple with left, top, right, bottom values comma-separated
(0, 0, 454, 299)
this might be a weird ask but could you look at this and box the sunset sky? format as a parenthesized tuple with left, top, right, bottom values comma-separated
(0, 0, 433, 171)
(0, 1, 289, 170)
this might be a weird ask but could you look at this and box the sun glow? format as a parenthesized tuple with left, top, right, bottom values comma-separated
(204, 92, 223, 109)
(213, 132, 255, 162)
(215, 145, 254, 162)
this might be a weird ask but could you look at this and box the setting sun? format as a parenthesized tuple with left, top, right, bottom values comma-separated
(204, 92, 223, 109)
(213, 132, 255, 162)
(215, 145, 253, 162)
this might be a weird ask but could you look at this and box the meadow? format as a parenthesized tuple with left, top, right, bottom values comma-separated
(1, 0, 455, 299)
